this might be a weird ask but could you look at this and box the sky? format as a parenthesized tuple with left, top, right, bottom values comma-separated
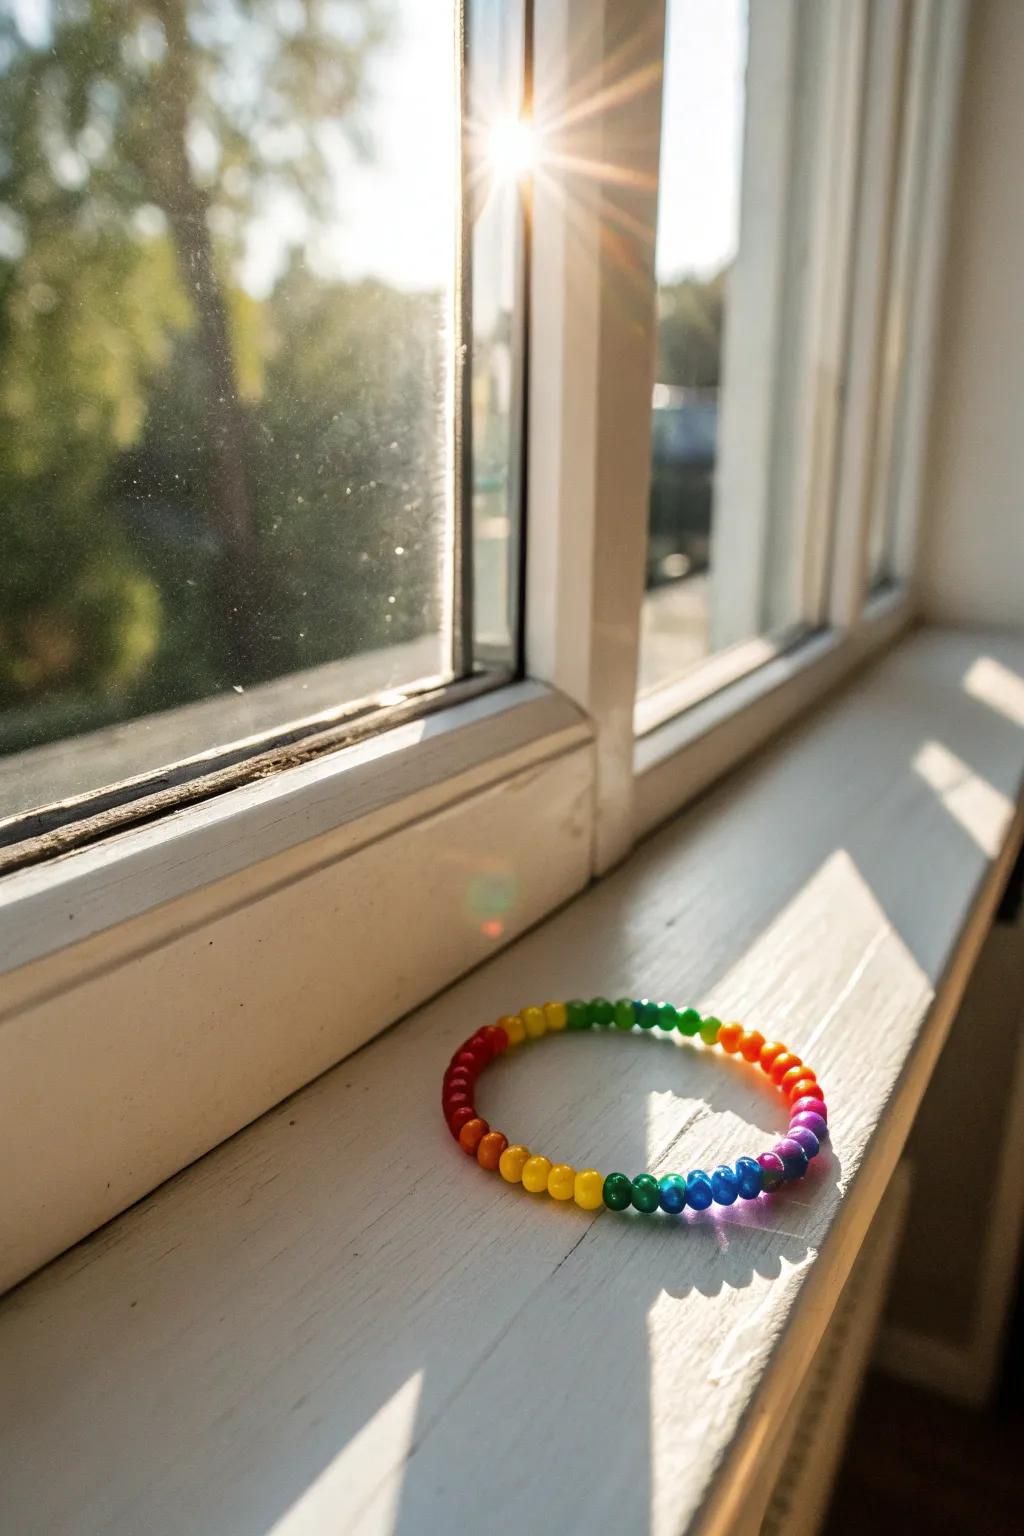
(12, 0, 747, 295)
(656, 0, 748, 283)
(302, 0, 748, 293)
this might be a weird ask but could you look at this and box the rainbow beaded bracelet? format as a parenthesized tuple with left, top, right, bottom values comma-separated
(441, 998, 829, 1214)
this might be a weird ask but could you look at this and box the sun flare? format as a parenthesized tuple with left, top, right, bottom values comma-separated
(486, 114, 539, 183)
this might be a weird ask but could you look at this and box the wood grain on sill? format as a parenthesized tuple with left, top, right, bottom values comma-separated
(1, 628, 1022, 1536)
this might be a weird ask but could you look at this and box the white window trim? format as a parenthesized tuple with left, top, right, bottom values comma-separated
(0, 681, 590, 976)
(0, 0, 970, 1286)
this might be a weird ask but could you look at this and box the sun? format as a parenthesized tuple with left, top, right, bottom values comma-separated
(486, 114, 539, 183)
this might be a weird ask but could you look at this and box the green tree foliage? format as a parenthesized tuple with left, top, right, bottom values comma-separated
(655, 268, 727, 389)
(0, 0, 451, 754)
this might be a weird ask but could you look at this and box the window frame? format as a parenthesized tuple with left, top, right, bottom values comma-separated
(0, 0, 970, 1282)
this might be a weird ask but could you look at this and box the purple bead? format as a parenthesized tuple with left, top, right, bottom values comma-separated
(757, 1151, 785, 1192)
(788, 1126, 820, 1159)
(775, 1137, 810, 1181)
(790, 1110, 828, 1143)
(792, 1096, 827, 1123)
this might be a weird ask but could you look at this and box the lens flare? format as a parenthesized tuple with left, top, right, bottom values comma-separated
(487, 115, 538, 183)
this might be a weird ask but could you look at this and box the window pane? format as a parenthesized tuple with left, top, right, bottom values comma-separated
(640, 0, 815, 705)
(0, 0, 522, 822)
(866, 0, 932, 595)
(640, 0, 748, 696)
(469, 0, 527, 667)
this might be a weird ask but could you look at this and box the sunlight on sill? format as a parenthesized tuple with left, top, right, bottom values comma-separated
(268, 1372, 423, 1536)
(963, 654, 1024, 729)
(639, 845, 930, 1531)
(913, 740, 1013, 856)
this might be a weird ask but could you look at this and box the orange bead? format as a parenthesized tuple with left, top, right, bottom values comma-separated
(739, 1029, 765, 1063)
(781, 1064, 814, 1096)
(770, 1052, 801, 1085)
(789, 1076, 820, 1104)
(458, 1117, 489, 1155)
(477, 1131, 508, 1171)
(718, 1022, 744, 1054)
(759, 1041, 787, 1073)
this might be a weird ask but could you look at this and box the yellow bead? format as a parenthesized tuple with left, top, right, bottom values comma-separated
(574, 1168, 604, 1210)
(499, 1012, 525, 1046)
(547, 1163, 576, 1200)
(522, 1154, 552, 1193)
(499, 1143, 530, 1183)
(543, 1001, 567, 1032)
(522, 1006, 546, 1039)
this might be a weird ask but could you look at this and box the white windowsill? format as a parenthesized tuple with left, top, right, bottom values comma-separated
(2, 626, 1022, 1536)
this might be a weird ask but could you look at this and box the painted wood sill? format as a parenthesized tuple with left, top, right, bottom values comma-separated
(1, 627, 1022, 1536)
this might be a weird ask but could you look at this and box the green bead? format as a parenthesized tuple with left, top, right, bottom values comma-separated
(588, 997, 614, 1027)
(566, 999, 590, 1030)
(699, 1015, 722, 1046)
(613, 998, 635, 1031)
(634, 998, 657, 1028)
(631, 1173, 661, 1214)
(677, 1007, 702, 1036)
(657, 1002, 679, 1031)
(603, 1172, 632, 1211)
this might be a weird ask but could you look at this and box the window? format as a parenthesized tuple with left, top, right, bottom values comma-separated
(0, 0, 971, 1285)
(0, 0, 527, 827)
(640, 0, 749, 698)
(638, 0, 951, 723)
(864, 0, 942, 593)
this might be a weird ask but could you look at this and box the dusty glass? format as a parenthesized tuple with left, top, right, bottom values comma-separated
(0, 0, 525, 821)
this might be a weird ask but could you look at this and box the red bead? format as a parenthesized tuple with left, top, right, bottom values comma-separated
(480, 1024, 509, 1054)
(444, 1069, 473, 1094)
(788, 1076, 819, 1104)
(770, 1052, 801, 1085)
(443, 1091, 472, 1118)
(458, 1117, 489, 1155)
(476, 1131, 508, 1170)
(448, 1106, 478, 1138)
(780, 1064, 813, 1096)
(452, 1050, 479, 1073)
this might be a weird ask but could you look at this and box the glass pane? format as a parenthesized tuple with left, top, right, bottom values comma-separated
(469, 0, 527, 667)
(866, 0, 930, 595)
(640, 0, 748, 697)
(0, 0, 523, 822)
(640, 0, 815, 708)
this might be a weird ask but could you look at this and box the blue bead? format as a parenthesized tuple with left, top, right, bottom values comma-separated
(734, 1156, 763, 1199)
(788, 1126, 820, 1159)
(790, 1111, 828, 1143)
(634, 998, 657, 1029)
(686, 1170, 714, 1210)
(711, 1165, 738, 1205)
(658, 1174, 687, 1213)
(775, 1138, 809, 1181)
